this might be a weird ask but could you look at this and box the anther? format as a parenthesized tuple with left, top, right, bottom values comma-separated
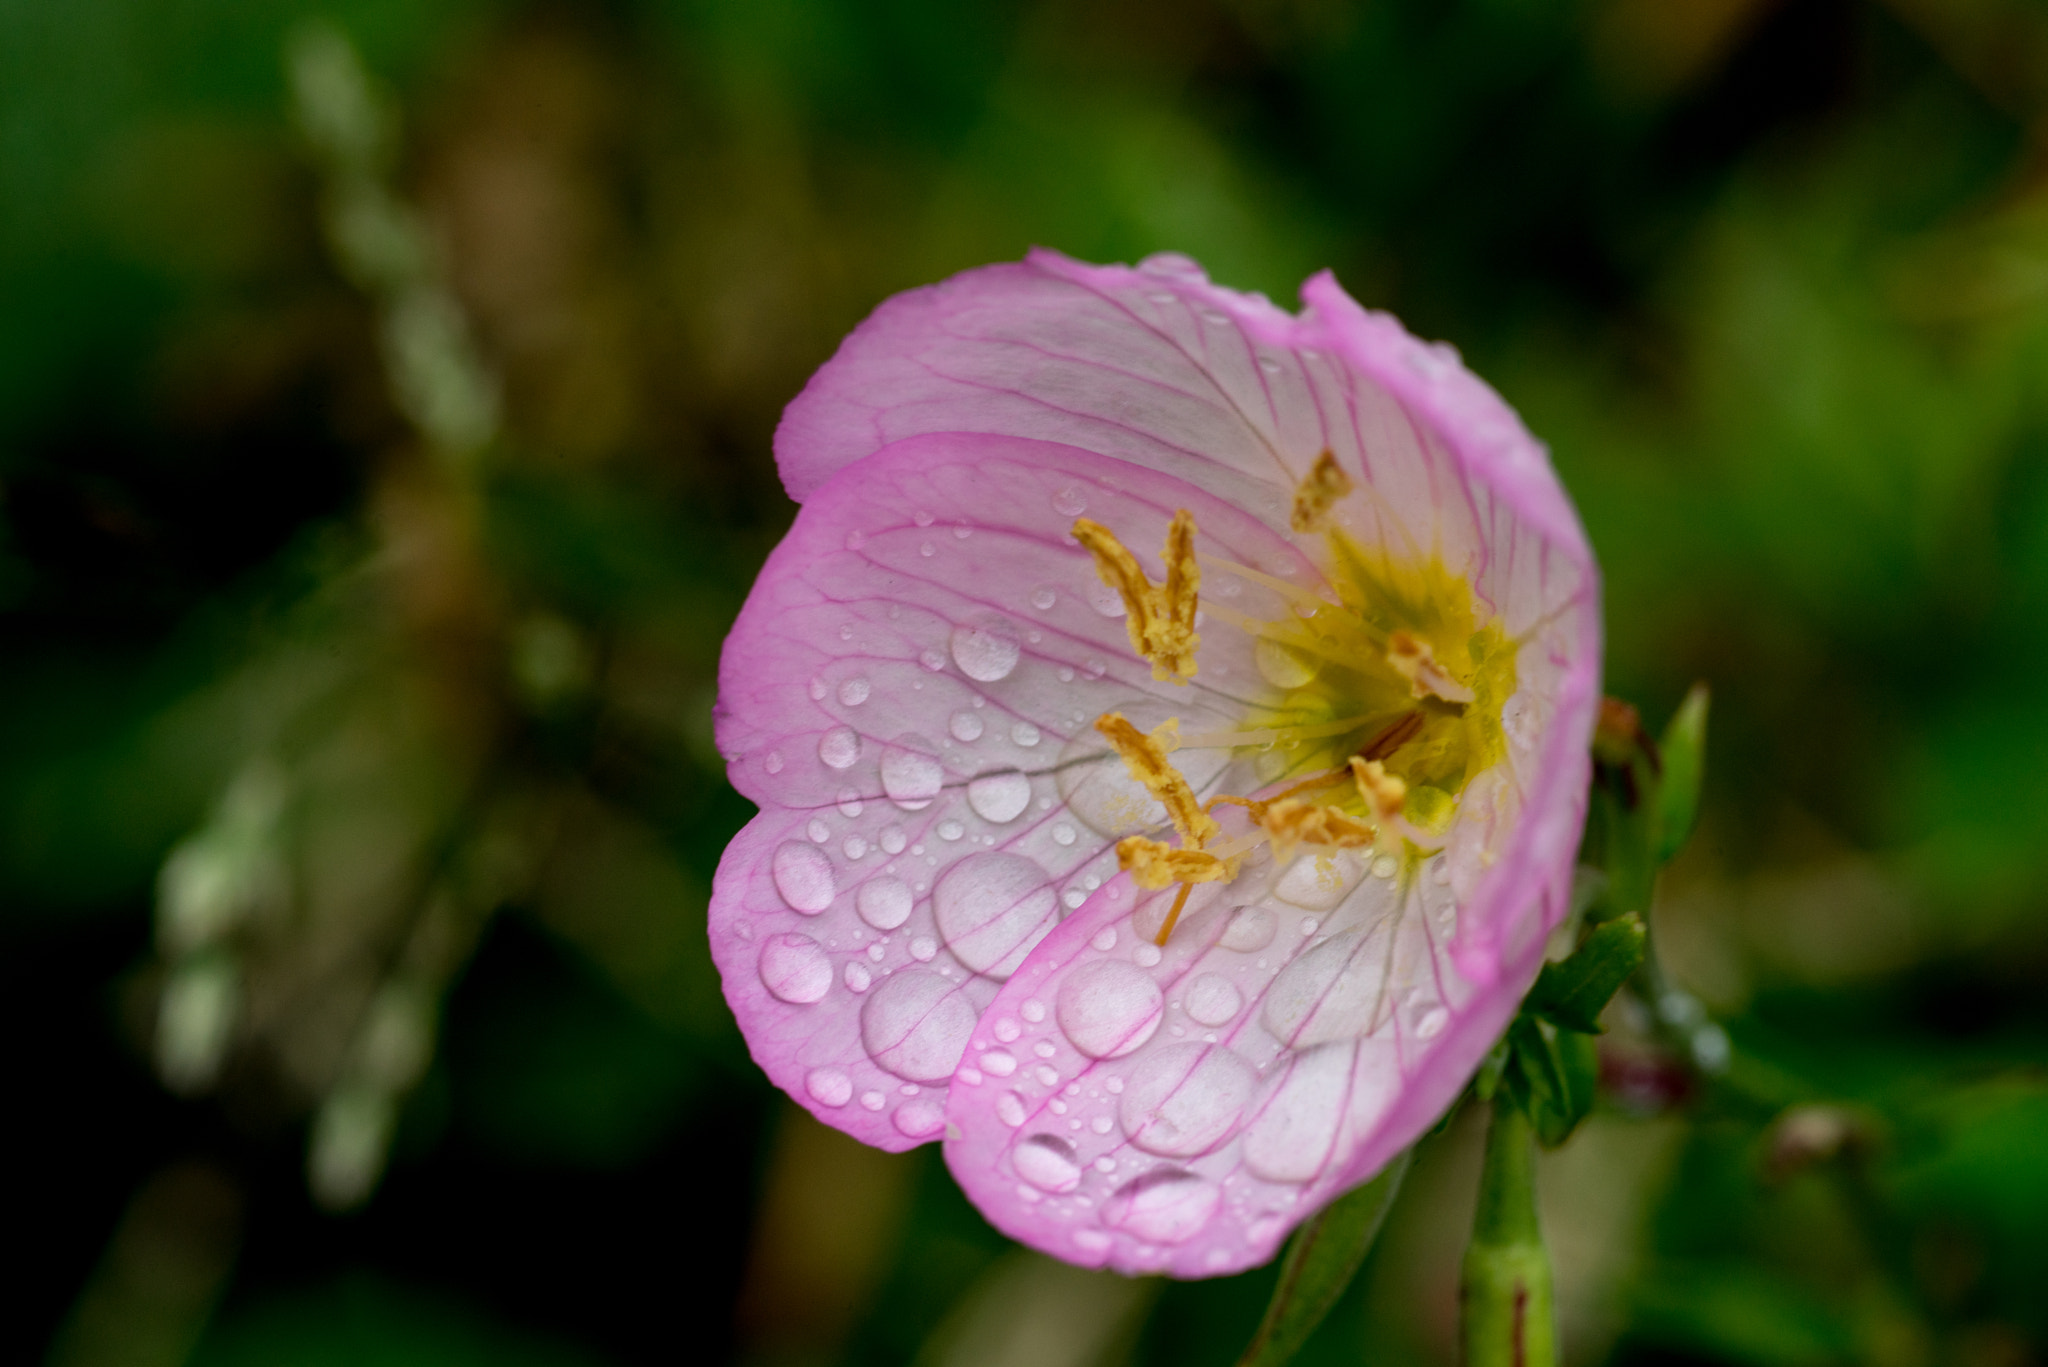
(1074, 511, 1202, 682)
(1387, 630, 1475, 705)
(1289, 449, 1353, 533)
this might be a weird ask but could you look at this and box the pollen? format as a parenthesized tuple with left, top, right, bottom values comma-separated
(1289, 449, 1352, 533)
(1095, 713, 1220, 848)
(1254, 797, 1378, 857)
(1350, 757, 1408, 825)
(1387, 630, 1476, 705)
(1073, 510, 1202, 682)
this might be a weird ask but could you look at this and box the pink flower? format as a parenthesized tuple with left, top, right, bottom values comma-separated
(710, 250, 1601, 1277)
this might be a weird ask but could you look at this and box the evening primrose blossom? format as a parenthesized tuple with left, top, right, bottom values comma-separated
(710, 250, 1600, 1278)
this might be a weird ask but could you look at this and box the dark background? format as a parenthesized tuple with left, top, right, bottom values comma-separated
(5, 2, 2047, 1365)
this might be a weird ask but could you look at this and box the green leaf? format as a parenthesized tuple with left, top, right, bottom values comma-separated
(1236, 1151, 1412, 1367)
(1504, 1017, 1600, 1149)
(1528, 914, 1647, 1034)
(1654, 683, 1710, 864)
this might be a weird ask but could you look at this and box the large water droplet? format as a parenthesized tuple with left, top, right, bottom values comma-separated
(1056, 960, 1163, 1059)
(758, 933, 832, 1003)
(1182, 974, 1243, 1027)
(1254, 638, 1323, 689)
(1104, 1169, 1220, 1244)
(880, 736, 944, 810)
(980, 1049, 1017, 1076)
(950, 711, 984, 743)
(860, 969, 976, 1083)
(894, 1100, 946, 1139)
(806, 1067, 853, 1107)
(838, 677, 871, 706)
(951, 622, 1021, 682)
(771, 842, 835, 914)
(1242, 1042, 1354, 1183)
(1218, 905, 1276, 952)
(933, 853, 1059, 980)
(1011, 722, 1041, 748)
(818, 727, 860, 770)
(967, 771, 1031, 824)
(1014, 1134, 1083, 1192)
(856, 876, 913, 931)
(1262, 927, 1389, 1048)
(1273, 850, 1363, 910)
(1119, 1043, 1256, 1157)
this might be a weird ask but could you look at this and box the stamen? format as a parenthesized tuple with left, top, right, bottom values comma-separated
(1256, 797, 1378, 857)
(1359, 711, 1425, 762)
(1289, 449, 1353, 533)
(1073, 511, 1202, 682)
(1094, 714, 1220, 847)
(1178, 715, 1377, 750)
(1115, 836, 1234, 890)
(1350, 757, 1408, 825)
(1388, 630, 1475, 705)
(1155, 884, 1194, 946)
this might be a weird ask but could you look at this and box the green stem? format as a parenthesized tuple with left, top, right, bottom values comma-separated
(1460, 1096, 1555, 1367)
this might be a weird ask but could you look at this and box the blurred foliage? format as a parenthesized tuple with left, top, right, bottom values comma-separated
(4, 0, 2048, 1365)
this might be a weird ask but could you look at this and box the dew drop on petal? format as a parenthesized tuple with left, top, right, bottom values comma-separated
(1134, 943, 1162, 969)
(771, 842, 835, 914)
(835, 787, 864, 818)
(1416, 1005, 1449, 1039)
(1104, 1169, 1221, 1244)
(1119, 1043, 1256, 1157)
(1030, 586, 1058, 611)
(806, 1067, 853, 1107)
(1053, 486, 1088, 517)
(920, 541, 936, 557)
(880, 826, 907, 855)
(809, 679, 828, 701)
(758, 933, 832, 1003)
(1057, 960, 1164, 1059)
(967, 771, 1031, 824)
(1014, 1134, 1083, 1192)
(1218, 905, 1276, 952)
(861, 1091, 886, 1111)
(881, 737, 944, 810)
(1254, 638, 1323, 689)
(981, 1050, 1017, 1077)
(910, 935, 938, 961)
(1242, 1043, 1354, 1183)
(764, 750, 784, 774)
(1035, 1064, 1060, 1087)
(843, 835, 867, 860)
(818, 727, 860, 770)
(1091, 927, 1117, 952)
(951, 622, 1021, 682)
(807, 818, 831, 844)
(894, 1100, 946, 1139)
(938, 819, 964, 841)
(997, 1091, 1028, 1126)
(1011, 722, 1040, 748)
(839, 677, 871, 706)
(920, 648, 946, 672)
(856, 876, 913, 931)
(933, 853, 1060, 980)
(860, 969, 976, 1082)
(994, 1017, 1021, 1043)
(1053, 823, 1078, 847)
(1182, 974, 1243, 1027)
(950, 711, 984, 743)
(844, 961, 871, 992)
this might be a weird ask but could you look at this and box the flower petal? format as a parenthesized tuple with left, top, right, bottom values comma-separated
(710, 434, 1317, 1147)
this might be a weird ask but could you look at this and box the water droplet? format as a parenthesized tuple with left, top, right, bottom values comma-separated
(1218, 905, 1275, 952)
(937, 819, 964, 841)
(1182, 974, 1243, 1027)
(950, 711, 984, 743)
(1057, 959, 1163, 1059)
(839, 625, 854, 642)
(1086, 579, 1125, 618)
(856, 877, 913, 931)
(912, 509, 934, 527)
(1258, 356, 1284, 375)
(1053, 486, 1088, 517)
(771, 842, 835, 914)
(1090, 1114, 1115, 1135)
(1083, 657, 1107, 680)
(807, 818, 831, 844)
(758, 933, 832, 1003)
(994, 1017, 1021, 1043)
(1416, 1005, 1448, 1039)
(1430, 855, 1451, 886)
(1254, 639, 1323, 689)
(844, 961, 872, 993)
(1274, 851, 1363, 910)
(920, 648, 946, 672)
(1074, 1228, 1113, 1256)
(1091, 927, 1117, 952)
(880, 826, 907, 855)
(881, 737, 944, 810)
(967, 771, 1031, 824)
(1021, 999, 1046, 1023)
(842, 835, 868, 860)
(951, 622, 1021, 682)
(1011, 721, 1041, 748)
(1119, 1043, 1256, 1157)
(981, 1050, 1017, 1076)
(933, 852, 1060, 980)
(1030, 586, 1058, 611)
(764, 750, 785, 774)
(1014, 1134, 1083, 1192)
(861, 969, 976, 1083)
(861, 1091, 886, 1111)
(838, 677, 871, 706)
(920, 541, 936, 557)
(1035, 1064, 1060, 1086)
(1372, 854, 1398, 879)
(807, 1067, 853, 1107)
(997, 1091, 1028, 1126)
(1243, 1042, 1354, 1183)
(818, 727, 860, 770)
(1063, 889, 1087, 910)
(1058, 667, 1076, 683)
(845, 529, 867, 550)
(1134, 943, 1162, 968)
(1052, 823, 1078, 848)
(1104, 1169, 1221, 1244)
(910, 935, 938, 961)
(895, 1100, 946, 1139)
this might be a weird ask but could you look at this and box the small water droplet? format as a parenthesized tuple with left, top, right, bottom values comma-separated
(910, 935, 938, 961)
(771, 842, 835, 914)
(838, 625, 853, 642)
(1015, 1134, 1082, 1192)
(818, 727, 860, 770)
(894, 1099, 946, 1138)
(920, 648, 946, 672)
(861, 968, 975, 1082)
(937, 819, 964, 841)
(758, 933, 832, 1003)
(856, 877, 913, 930)
(836, 787, 865, 818)
(809, 678, 828, 701)
(1053, 486, 1087, 517)
(1058, 667, 1075, 683)
(764, 750, 785, 774)
(1011, 721, 1041, 748)
(1091, 927, 1117, 952)
(1255, 638, 1322, 689)
(879, 826, 907, 855)
(844, 961, 872, 992)
(994, 1017, 1021, 1043)
(1083, 657, 1107, 680)
(861, 1091, 886, 1111)
(1372, 854, 1398, 879)
(946, 712, 984, 746)
(997, 1091, 1028, 1126)
(1134, 943, 1162, 968)
(1182, 974, 1243, 1027)
(967, 771, 1031, 824)
(920, 541, 936, 557)
(838, 677, 871, 706)
(951, 622, 1021, 682)
(953, 525, 972, 540)
(1030, 586, 1058, 611)
(1063, 888, 1087, 909)
(1052, 823, 1078, 847)
(1416, 1005, 1449, 1039)
(807, 818, 831, 844)
(981, 1050, 1017, 1076)
(913, 509, 934, 527)
(1034, 1064, 1060, 1086)
(1021, 999, 1047, 1024)
(843, 835, 868, 860)
(807, 1068, 853, 1107)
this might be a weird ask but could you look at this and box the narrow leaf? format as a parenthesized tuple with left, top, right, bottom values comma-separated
(1654, 683, 1710, 863)
(1528, 914, 1648, 1034)
(1237, 1150, 1412, 1367)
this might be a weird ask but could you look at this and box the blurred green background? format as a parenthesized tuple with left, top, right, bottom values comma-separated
(5, 1, 2047, 1365)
